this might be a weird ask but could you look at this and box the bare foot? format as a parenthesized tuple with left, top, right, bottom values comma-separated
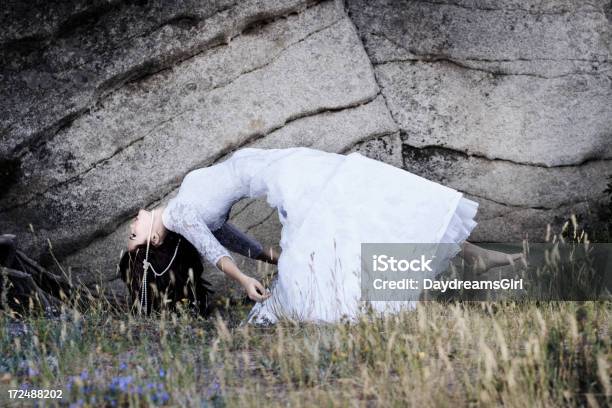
(468, 250, 526, 274)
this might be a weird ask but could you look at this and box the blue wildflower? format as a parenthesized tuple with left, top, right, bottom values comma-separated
(159, 368, 165, 378)
(109, 375, 133, 393)
(119, 381, 129, 392)
(152, 391, 169, 404)
(160, 391, 170, 403)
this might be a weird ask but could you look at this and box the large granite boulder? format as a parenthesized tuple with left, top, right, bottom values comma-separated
(0, 0, 398, 300)
(347, 0, 612, 241)
(1, 0, 609, 301)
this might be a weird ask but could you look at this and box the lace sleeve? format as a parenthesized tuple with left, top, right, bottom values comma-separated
(162, 200, 234, 270)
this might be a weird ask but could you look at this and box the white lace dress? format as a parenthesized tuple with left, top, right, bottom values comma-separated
(162, 147, 478, 324)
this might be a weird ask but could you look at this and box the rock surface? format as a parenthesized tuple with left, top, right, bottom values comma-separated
(1, 0, 610, 300)
(347, 0, 612, 241)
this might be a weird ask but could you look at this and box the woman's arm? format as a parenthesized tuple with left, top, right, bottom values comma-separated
(163, 201, 270, 302)
(217, 256, 271, 301)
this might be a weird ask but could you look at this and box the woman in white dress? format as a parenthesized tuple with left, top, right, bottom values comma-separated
(124, 147, 522, 323)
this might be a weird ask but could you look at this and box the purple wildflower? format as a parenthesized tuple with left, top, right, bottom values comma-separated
(109, 375, 133, 392)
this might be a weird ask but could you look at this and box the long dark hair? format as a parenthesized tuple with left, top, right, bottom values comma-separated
(118, 230, 213, 317)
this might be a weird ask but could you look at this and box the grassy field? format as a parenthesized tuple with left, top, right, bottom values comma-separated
(1, 217, 611, 407)
(0, 298, 609, 407)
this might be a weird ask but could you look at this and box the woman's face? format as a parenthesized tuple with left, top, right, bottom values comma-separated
(127, 209, 153, 252)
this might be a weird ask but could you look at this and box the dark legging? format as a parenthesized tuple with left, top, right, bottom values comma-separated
(212, 222, 264, 260)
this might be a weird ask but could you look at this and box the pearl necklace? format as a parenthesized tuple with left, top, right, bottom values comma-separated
(140, 209, 181, 314)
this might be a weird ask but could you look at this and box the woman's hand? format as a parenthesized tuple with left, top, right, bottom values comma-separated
(216, 256, 271, 302)
(241, 276, 271, 302)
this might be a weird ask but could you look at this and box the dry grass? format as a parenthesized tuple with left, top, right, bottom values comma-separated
(0, 217, 610, 407)
(0, 299, 609, 407)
